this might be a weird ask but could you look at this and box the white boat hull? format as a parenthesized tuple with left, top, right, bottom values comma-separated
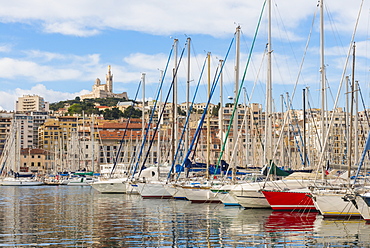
(67, 177, 96, 186)
(352, 194, 370, 222)
(181, 186, 221, 203)
(312, 191, 361, 218)
(231, 190, 270, 208)
(135, 182, 173, 198)
(91, 178, 127, 193)
(212, 184, 240, 206)
(1, 178, 44, 186)
(164, 184, 187, 200)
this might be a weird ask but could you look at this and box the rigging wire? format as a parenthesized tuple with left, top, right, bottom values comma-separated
(179, 37, 235, 179)
(109, 80, 141, 178)
(215, 0, 267, 172)
(136, 44, 187, 178)
(130, 45, 174, 178)
(168, 55, 207, 181)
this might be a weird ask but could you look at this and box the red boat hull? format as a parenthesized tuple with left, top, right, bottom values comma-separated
(262, 190, 316, 211)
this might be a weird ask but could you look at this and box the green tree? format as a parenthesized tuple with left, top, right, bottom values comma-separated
(122, 106, 142, 118)
(68, 103, 83, 114)
(50, 97, 131, 112)
(102, 107, 124, 120)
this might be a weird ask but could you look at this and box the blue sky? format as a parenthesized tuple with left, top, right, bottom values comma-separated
(0, 0, 369, 112)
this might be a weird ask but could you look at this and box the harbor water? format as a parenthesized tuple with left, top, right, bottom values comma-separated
(1, 186, 370, 247)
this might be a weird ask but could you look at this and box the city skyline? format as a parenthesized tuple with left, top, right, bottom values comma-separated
(0, 0, 369, 112)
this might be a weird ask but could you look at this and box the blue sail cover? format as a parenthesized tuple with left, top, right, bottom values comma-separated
(176, 159, 246, 175)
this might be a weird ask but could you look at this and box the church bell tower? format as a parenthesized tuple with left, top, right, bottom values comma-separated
(106, 65, 113, 93)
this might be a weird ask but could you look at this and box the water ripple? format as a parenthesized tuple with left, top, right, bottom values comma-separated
(0, 186, 370, 247)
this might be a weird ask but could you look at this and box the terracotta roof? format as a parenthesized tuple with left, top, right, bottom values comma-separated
(99, 130, 159, 140)
(97, 122, 154, 129)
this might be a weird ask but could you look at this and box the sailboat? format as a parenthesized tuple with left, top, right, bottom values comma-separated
(0, 122, 44, 186)
(351, 192, 370, 222)
(229, 0, 296, 209)
(346, 131, 370, 222)
(177, 49, 223, 204)
(309, 0, 366, 217)
(129, 41, 182, 199)
(259, 0, 364, 214)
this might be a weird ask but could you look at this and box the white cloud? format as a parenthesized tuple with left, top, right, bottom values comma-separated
(0, 0, 368, 111)
(43, 22, 100, 37)
(0, 0, 367, 39)
(0, 57, 83, 82)
(0, 52, 105, 84)
(0, 44, 12, 53)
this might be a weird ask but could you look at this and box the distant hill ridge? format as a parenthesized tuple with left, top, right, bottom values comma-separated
(49, 97, 137, 119)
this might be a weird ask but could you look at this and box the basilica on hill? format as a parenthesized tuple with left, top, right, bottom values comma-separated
(80, 65, 128, 100)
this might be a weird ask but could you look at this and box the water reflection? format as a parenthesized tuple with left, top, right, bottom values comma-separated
(0, 186, 370, 247)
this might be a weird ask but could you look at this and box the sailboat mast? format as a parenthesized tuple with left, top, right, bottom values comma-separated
(172, 39, 178, 166)
(141, 72, 146, 167)
(16, 122, 20, 173)
(233, 26, 241, 180)
(354, 81, 358, 166)
(205, 52, 211, 180)
(319, 0, 328, 180)
(141, 73, 146, 139)
(219, 59, 224, 161)
(157, 70, 163, 165)
(265, 0, 273, 165)
(348, 43, 356, 182)
(320, 0, 326, 154)
(91, 114, 94, 173)
(185, 37, 191, 154)
(303, 88, 307, 167)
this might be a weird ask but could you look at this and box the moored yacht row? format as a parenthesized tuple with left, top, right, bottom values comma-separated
(89, 169, 370, 223)
(2, 165, 369, 222)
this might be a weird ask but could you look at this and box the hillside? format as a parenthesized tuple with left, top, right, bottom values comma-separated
(49, 97, 141, 119)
